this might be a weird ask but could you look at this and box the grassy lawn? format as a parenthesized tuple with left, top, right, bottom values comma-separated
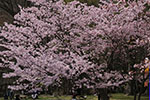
(111, 94, 149, 100)
(0, 93, 149, 100)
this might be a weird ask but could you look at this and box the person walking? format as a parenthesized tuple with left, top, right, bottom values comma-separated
(31, 91, 38, 100)
(4, 93, 8, 100)
(9, 89, 14, 100)
(15, 95, 21, 100)
(72, 94, 77, 100)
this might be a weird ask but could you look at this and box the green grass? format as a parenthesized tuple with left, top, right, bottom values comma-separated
(0, 93, 149, 100)
(37, 95, 72, 100)
(111, 93, 149, 100)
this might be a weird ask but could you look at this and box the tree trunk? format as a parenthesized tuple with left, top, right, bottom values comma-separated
(134, 93, 137, 100)
(138, 84, 147, 100)
(98, 88, 109, 100)
(128, 80, 134, 95)
(138, 93, 142, 100)
(98, 94, 101, 100)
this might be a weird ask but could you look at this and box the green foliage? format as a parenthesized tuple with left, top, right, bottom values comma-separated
(88, 22, 97, 28)
(143, 3, 150, 13)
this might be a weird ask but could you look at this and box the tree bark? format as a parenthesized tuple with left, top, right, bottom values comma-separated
(98, 88, 109, 100)
(134, 93, 137, 100)
(128, 80, 134, 95)
(138, 93, 142, 100)
(98, 94, 101, 100)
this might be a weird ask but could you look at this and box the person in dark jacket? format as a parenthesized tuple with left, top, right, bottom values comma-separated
(72, 94, 77, 100)
(4, 93, 8, 100)
(15, 95, 20, 100)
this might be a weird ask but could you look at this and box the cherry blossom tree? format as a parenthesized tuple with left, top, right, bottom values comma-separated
(0, 0, 150, 100)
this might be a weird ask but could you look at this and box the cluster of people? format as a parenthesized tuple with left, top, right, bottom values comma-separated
(4, 91, 20, 100)
(3, 89, 86, 100)
(4, 89, 14, 100)
(72, 88, 87, 100)
(4, 89, 39, 100)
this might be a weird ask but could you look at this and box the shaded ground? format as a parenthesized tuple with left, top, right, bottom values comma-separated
(0, 93, 148, 100)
